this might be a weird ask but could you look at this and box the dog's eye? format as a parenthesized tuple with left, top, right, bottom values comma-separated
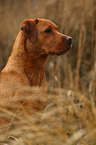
(45, 29, 52, 34)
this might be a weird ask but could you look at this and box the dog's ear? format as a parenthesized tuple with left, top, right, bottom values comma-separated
(21, 19, 38, 43)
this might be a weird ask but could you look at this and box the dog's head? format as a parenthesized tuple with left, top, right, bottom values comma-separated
(21, 19, 72, 57)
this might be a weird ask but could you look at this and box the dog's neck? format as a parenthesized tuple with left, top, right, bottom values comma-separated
(23, 54, 48, 86)
(4, 31, 48, 87)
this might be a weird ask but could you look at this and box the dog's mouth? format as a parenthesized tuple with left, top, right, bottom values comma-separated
(48, 45, 71, 56)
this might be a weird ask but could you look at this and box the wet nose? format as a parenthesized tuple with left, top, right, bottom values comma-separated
(65, 36, 72, 45)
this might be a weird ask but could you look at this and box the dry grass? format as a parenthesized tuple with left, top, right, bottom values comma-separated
(0, 87, 96, 145)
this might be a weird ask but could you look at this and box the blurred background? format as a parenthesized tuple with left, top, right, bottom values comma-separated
(0, 0, 96, 93)
(0, 0, 96, 144)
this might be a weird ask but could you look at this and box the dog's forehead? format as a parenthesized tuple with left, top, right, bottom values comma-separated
(37, 19, 58, 30)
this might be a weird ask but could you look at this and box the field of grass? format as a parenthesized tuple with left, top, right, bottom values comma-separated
(0, 87, 96, 145)
(0, 0, 96, 144)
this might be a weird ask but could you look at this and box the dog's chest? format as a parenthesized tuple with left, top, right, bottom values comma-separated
(24, 67, 46, 87)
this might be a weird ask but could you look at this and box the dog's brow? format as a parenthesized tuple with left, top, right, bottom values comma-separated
(45, 25, 59, 31)
(44, 25, 53, 30)
(55, 26, 59, 31)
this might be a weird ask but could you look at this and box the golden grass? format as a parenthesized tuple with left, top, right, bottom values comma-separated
(0, 87, 96, 145)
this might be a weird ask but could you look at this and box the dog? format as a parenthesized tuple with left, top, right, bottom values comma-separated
(0, 18, 72, 111)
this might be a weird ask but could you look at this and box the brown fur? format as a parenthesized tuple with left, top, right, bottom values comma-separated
(0, 18, 72, 111)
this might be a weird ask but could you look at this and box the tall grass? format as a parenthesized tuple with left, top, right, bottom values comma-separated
(0, 87, 96, 145)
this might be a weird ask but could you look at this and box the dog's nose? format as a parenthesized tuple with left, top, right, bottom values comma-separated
(65, 36, 72, 45)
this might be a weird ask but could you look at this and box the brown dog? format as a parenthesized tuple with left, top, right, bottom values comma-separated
(0, 18, 72, 110)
